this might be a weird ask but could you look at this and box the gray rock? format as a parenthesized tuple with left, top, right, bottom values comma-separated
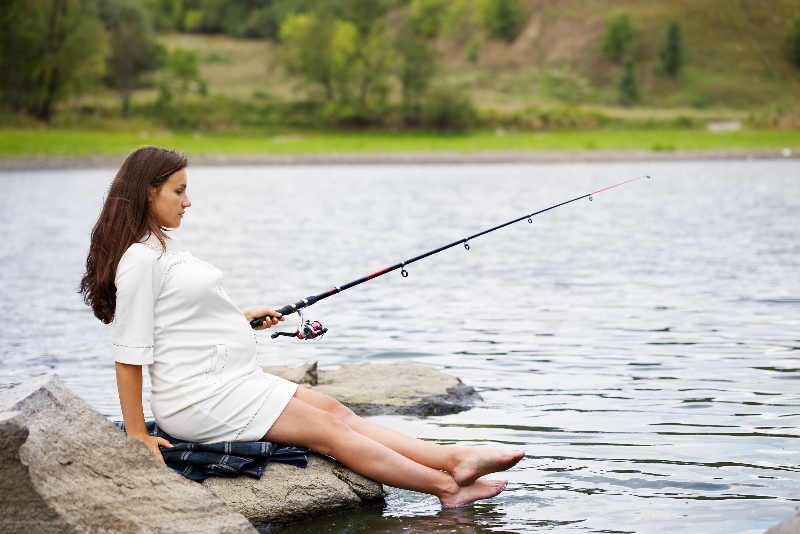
(261, 360, 318, 385)
(767, 508, 800, 533)
(202, 452, 383, 528)
(262, 362, 482, 415)
(0, 374, 257, 534)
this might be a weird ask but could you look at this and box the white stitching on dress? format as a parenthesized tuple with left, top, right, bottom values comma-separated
(113, 343, 154, 349)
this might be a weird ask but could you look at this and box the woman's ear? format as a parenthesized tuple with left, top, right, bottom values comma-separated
(148, 186, 158, 203)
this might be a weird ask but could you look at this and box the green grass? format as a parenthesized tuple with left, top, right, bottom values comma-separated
(1, 129, 799, 158)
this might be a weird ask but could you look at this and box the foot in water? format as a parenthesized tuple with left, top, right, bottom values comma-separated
(451, 448, 525, 487)
(439, 479, 508, 508)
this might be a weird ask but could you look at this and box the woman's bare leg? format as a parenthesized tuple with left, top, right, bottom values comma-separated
(264, 397, 507, 508)
(291, 386, 525, 486)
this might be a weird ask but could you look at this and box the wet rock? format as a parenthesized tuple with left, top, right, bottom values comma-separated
(0, 374, 257, 534)
(767, 508, 800, 534)
(262, 362, 482, 415)
(202, 452, 384, 528)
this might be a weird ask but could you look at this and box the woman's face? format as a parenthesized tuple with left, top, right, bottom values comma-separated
(150, 169, 191, 229)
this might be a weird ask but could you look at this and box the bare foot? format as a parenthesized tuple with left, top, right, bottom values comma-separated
(439, 479, 508, 508)
(452, 449, 525, 486)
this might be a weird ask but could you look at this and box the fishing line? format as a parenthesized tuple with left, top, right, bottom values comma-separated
(252, 175, 651, 339)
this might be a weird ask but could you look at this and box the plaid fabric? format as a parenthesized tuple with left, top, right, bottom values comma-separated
(114, 420, 308, 482)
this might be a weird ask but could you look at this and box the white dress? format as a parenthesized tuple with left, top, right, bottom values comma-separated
(113, 233, 297, 443)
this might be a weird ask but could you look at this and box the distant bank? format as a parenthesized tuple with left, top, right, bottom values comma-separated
(1, 148, 796, 171)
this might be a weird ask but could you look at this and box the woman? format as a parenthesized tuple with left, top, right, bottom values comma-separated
(80, 146, 524, 507)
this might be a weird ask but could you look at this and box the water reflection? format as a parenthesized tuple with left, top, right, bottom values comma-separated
(272, 500, 521, 534)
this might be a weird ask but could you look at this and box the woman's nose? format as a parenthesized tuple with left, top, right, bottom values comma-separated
(183, 196, 191, 207)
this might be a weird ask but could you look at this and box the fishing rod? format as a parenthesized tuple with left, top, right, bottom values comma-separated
(251, 174, 651, 339)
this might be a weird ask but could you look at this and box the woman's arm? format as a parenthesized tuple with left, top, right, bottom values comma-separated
(241, 306, 285, 330)
(115, 362, 172, 461)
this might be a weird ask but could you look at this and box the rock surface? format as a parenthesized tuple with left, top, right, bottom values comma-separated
(262, 361, 482, 415)
(202, 452, 384, 528)
(766, 508, 800, 534)
(0, 374, 257, 534)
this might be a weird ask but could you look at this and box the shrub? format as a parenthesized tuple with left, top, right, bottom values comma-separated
(423, 85, 476, 130)
(617, 58, 640, 105)
(477, 0, 524, 42)
(657, 19, 686, 78)
(600, 13, 639, 63)
(466, 35, 481, 63)
(787, 15, 800, 66)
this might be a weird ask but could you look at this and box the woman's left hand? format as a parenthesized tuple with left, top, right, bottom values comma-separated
(242, 306, 284, 330)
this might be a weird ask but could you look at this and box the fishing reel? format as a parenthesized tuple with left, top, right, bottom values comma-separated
(270, 309, 327, 340)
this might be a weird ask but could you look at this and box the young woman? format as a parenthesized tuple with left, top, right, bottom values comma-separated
(80, 146, 524, 507)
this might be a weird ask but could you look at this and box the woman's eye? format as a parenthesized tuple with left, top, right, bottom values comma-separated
(176, 190, 182, 194)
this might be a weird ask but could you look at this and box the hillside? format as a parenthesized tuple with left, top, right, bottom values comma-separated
(138, 0, 800, 124)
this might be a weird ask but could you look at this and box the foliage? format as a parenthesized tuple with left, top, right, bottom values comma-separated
(157, 47, 207, 108)
(0, 0, 107, 121)
(600, 12, 639, 63)
(395, 21, 439, 125)
(340, 0, 388, 35)
(278, 13, 394, 123)
(657, 18, 686, 78)
(476, 0, 524, 42)
(440, 0, 475, 42)
(466, 35, 481, 63)
(100, 0, 165, 117)
(422, 85, 476, 130)
(540, 68, 592, 105)
(786, 15, 800, 66)
(139, 0, 387, 38)
(407, 0, 447, 37)
(617, 58, 640, 105)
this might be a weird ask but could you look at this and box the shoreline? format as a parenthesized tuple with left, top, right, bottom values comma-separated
(0, 148, 796, 170)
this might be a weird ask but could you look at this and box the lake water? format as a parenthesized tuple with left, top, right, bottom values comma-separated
(1, 160, 799, 534)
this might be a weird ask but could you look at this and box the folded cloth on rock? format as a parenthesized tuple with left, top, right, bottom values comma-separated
(114, 420, 308, 481)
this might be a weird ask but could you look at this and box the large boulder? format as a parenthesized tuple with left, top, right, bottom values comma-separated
(202, 452, 384, 528)
(0, 374, 386, 532)
(0, 374, 257, 534)
(262, 361, 482, 415)
(767, 508, 800, 533)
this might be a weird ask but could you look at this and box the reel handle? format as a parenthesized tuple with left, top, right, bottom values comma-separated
(270, 331, 298, 339)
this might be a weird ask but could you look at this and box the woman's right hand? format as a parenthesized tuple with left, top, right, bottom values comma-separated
(132, 432, 173, 463)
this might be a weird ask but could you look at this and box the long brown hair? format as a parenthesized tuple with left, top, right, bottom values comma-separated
(79, 146, 188, 324)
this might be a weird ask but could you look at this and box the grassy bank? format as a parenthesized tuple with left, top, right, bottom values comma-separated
(2, 129, 799, 159)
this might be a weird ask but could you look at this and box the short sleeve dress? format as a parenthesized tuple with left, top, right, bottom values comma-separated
(113, 233, 297, 444)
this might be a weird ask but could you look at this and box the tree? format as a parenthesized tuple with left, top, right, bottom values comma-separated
(341, 0, 387, 35)
(0, 0, 107, 120)
(394, 21, 438, 124)
(477, 0, 524, 42)
(657, 18, 686, 79)
(600, 12, 639, 63)
(157, 47, 207, 108)
(100, 0, 164, 117)
(617, 57, 640, 105)
(408, 0, 448, 38)
(787, 15, 800, 66)
(277, 13, 394, 121)
(279, 13, 336, 99)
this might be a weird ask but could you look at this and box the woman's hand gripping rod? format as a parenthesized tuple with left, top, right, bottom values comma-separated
(251, 175, 651, 339)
